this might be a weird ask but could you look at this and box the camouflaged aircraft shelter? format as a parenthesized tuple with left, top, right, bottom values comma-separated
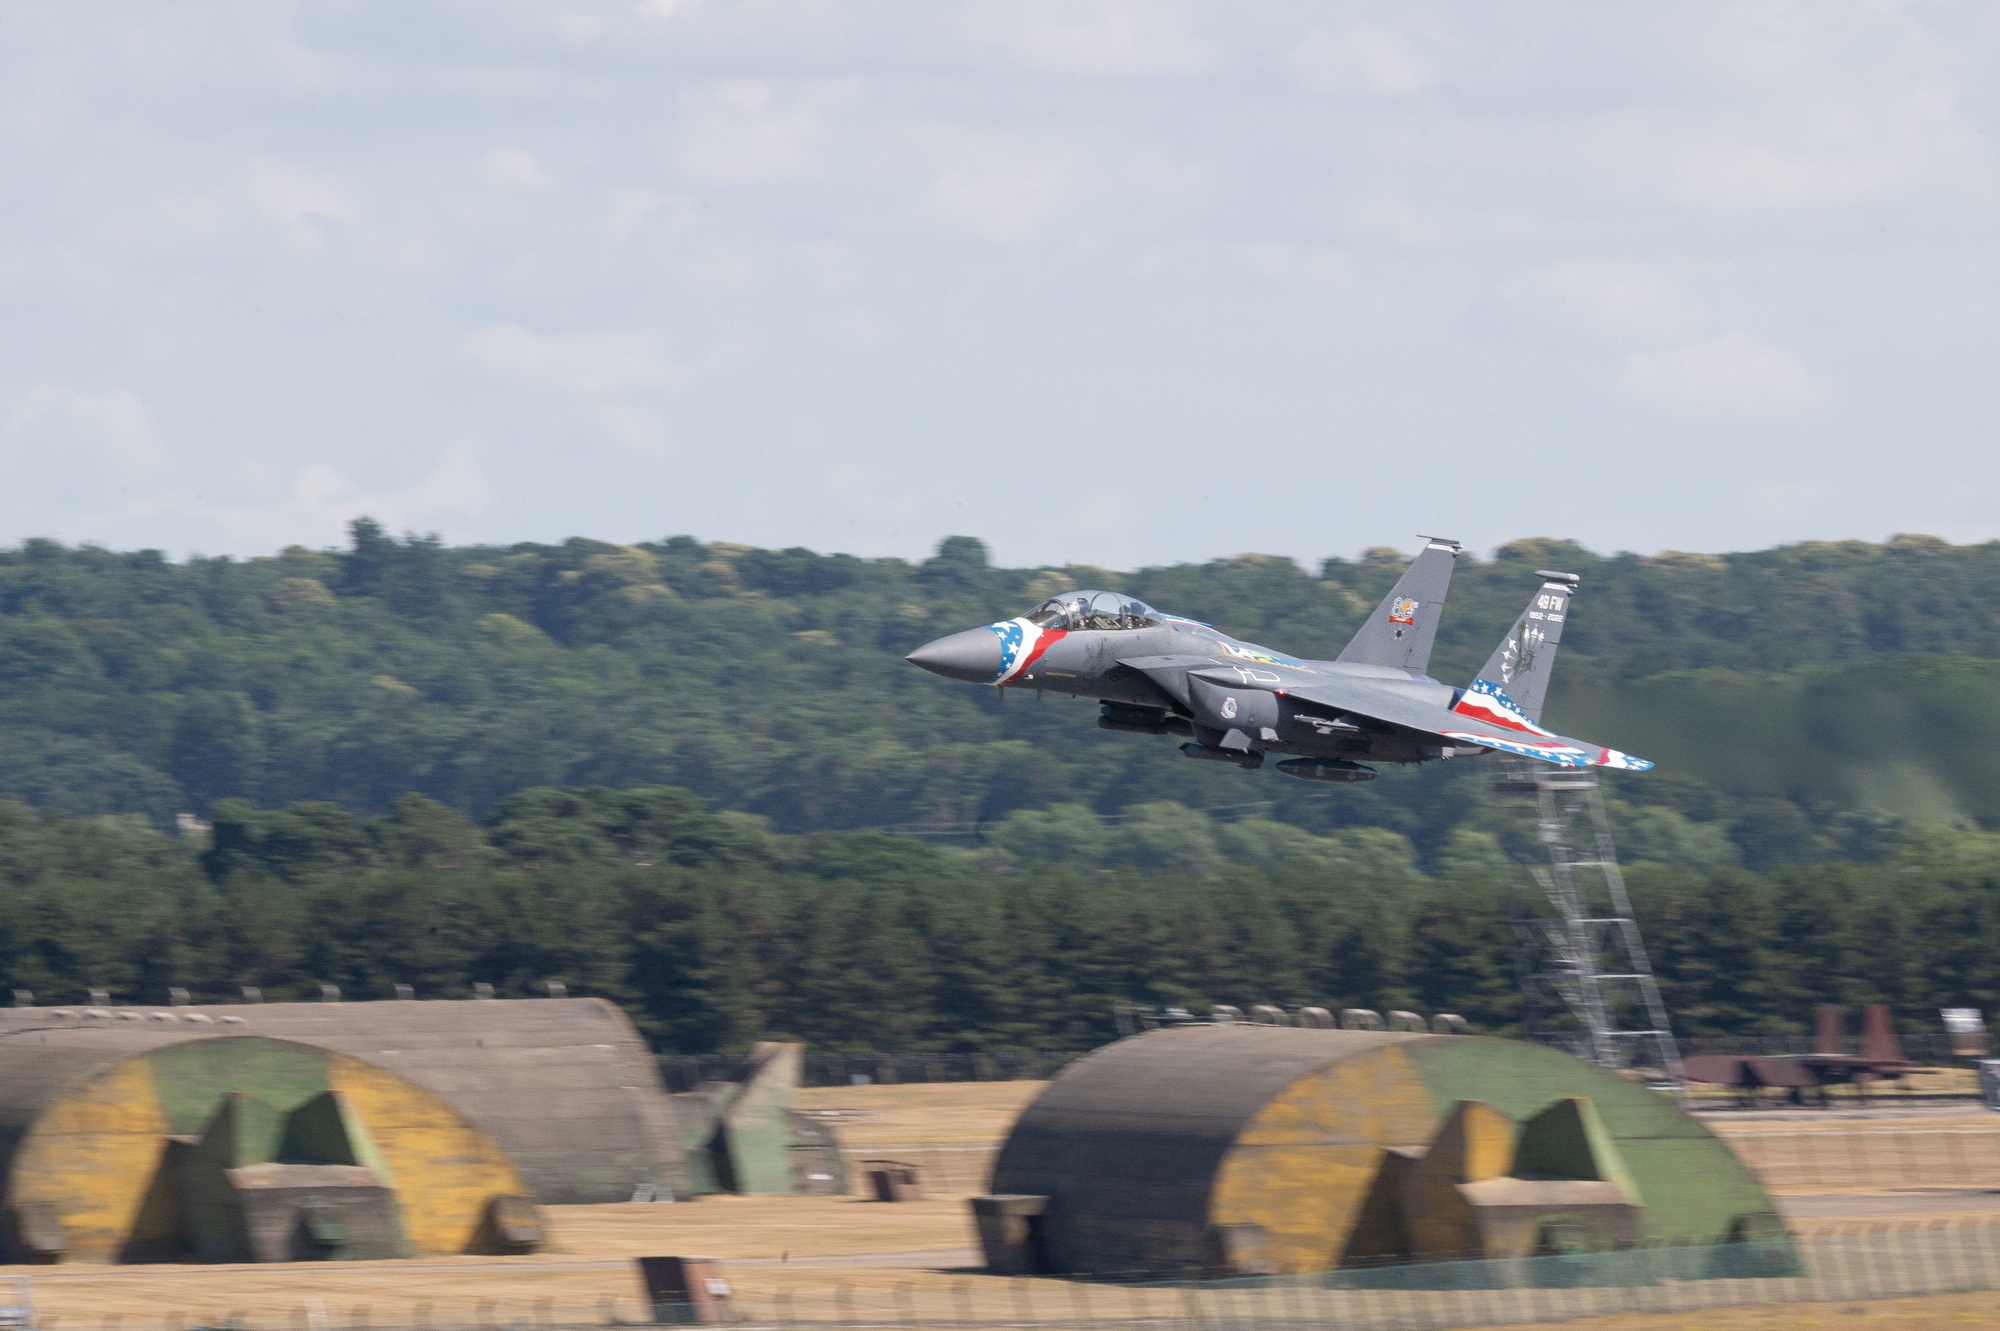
(980, 1026, 1780, 1278)
(0, 1035, 537, 1264)
(0, 998, 692, 1213)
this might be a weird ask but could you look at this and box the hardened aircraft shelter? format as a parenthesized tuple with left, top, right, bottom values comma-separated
(0, 996, 842, 1263)
(0, 997, 691, 1207)
(0, 1034, 533, 1263)
(980, 1025, 1780, 1277)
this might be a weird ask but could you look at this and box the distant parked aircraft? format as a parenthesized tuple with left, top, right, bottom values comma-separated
(1681, 1004, 1924, 1105)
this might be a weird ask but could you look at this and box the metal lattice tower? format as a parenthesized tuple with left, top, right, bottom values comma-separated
(1507, 762, 1685, 1091)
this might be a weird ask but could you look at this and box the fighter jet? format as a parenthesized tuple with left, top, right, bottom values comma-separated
(903, 539, 1650, 783)
(1680, 1005, 1922, 1106)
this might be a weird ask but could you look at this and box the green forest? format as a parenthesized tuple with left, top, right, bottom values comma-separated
(2, 523, 2000, 1048)
(1, 786, 1998, 1051)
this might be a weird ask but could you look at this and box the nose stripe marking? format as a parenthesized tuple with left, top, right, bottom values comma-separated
(990, 619, 1065, 684)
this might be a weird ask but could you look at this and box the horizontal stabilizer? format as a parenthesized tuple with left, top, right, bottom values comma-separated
(1282, 674, 1652, 772)
(1436, 728, 1652, 771)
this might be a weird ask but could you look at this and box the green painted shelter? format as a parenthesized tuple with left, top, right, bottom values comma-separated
(0, 1035, 534, 1263)
(669, 1042, 848, 1196)
(982, 1026, 1781, 1277)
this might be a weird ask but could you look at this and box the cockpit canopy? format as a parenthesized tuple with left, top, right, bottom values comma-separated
(1025, 590, 1161, 631)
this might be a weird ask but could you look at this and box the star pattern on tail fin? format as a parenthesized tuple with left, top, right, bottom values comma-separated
(1451, 678, 1555, 737)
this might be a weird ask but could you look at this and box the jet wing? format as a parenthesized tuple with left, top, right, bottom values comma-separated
(1282, 678, 1652, 771)
(1116, 655, 1242, 710)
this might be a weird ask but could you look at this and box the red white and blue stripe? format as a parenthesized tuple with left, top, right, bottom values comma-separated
(1451, 677, 1554, 736)
(1447, 680, 1651, 769)
(987, 619, 1066, 685)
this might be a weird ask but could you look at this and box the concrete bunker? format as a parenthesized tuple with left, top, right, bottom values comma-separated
(671, 1042, 849, 1197)
(977, 1025, 1782, 1277)
(0, 998, 845, 1223)
(0, 1036, 534, 1264)
(0, 997, 691, 1205)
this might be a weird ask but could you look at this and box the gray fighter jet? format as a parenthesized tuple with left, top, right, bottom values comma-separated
(904, 539, 1650, 782)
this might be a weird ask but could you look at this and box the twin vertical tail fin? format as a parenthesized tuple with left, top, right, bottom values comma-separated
(1453, 571, 1578, 732)
(1443, 569, 1652, 771)
(1334, 537, 1461, 675)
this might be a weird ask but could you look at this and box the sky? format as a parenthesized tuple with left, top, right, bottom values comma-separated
(3, 2, 1999, 570)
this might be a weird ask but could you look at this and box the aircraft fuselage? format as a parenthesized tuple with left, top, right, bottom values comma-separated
(905, 553, 1652, 780)
(906, 597, 1468, 777)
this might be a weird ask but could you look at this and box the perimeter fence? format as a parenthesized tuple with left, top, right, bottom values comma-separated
(82, 1219, 2000, 1331)
(1725, 1121, 2000, 1191)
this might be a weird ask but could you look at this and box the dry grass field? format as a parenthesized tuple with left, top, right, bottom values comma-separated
(1722, 1122, 2000, 1199)
(786, 1080, 1040, 1194)
(18, 1241, 2000, 1331)
(8, 1197, 974, 1326)
(9, 1076, 2000, 1331)
(792, 1081, 1041, 1151)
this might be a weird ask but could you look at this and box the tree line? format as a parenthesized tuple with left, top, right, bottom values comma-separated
(1, 524, 1999, 869)
(1, 786, 1994, 1052)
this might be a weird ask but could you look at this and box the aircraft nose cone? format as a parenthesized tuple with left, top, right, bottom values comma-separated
(905, 627, 1004, 683)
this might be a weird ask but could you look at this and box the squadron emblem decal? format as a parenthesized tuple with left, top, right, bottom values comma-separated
(1389, 597, 1418, 626)
(1501, 623, 1546, 683)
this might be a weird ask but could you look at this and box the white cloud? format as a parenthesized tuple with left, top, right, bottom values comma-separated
(1621, 332, 1827, 419)
(977, 0, 1212, 77)
(247, 160, 356, 255)
(550, 12, 605, 44)
(672, 245, 769, 293)
(1542, 262, 1703, 342)
(1500, 261, 1705, 346)
(594, 404, 674, 457)
(798, 239, 862, 294)
(676, 81, 836, 186)
(93, 189, 233, 257)
(1286, 23, 1439, 95)
(606, 189, 684, 240)
(0, 386, 488, 553)
(1668, 108, 1946, 212)
(465, 325, 693, 395)
(5, 3, 2000, 564)
(633, 0, 699, 19)
(482, 147, 551, 191)
(250, 445, 497, 550)
(1638, 5, 1983, 213)
(296, 441, 492, 527)
(169, 442, 498, 550)
(1652, 57, 1976, 213)
(925, 132, 1078, 243)
(2, 385, 169, 471)
(1239, 243, 1349, 289)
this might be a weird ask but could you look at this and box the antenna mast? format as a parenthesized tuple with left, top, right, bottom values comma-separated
(1507, 762, 1685, 1092)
